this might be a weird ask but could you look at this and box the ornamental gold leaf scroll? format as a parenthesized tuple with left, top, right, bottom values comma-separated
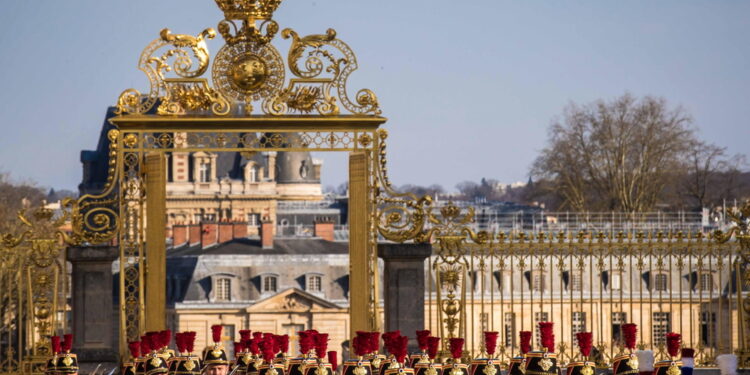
(115, 0, 380, 117)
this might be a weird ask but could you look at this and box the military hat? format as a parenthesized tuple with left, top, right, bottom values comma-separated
(203, 325, 230, 366)
(144, 353, 169, 375)
(46, 336, 61, 375)
(56, 334, 79, 374)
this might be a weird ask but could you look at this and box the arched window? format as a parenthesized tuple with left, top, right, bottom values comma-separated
(248, 167, 257, 182)
(216, 278, 231, 301)
(263, 275, 278, 293)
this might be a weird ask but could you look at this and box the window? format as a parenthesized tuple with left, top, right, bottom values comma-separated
(611, 273, 622, 291)
(611, 312, 627, 345)
(504, 313, 516, 347)
(263, 275, 278, 293)
(247, 213, 260, 226)
(532, 273, 545, 292)
(194, 213, 204, 223)
(248, 167, 257, 182)
(700, 312, 716, 346)
(700, 273, 714, 292)
(571, 273, 582, 291)
(535, 312, 549, 323)
(199, 162, 211, 182)
(480, 312, 489, 332)
(307, 275, 322, 292)
(216, 278, 231, 301)
(572, 312, 587, 338)
(654, 274, 669, 292)
(652, 312, 671, 345)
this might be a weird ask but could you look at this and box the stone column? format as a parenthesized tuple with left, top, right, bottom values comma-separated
(378, 243, 432, 352)
(67, 245, 119, 363)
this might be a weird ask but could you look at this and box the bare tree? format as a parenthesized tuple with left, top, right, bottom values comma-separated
(532, 94, 695, 212)
(677, 141, 747, 209)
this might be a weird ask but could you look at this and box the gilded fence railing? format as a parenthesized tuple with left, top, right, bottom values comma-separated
(377, 195, 750, 368)
(0, 206, 70, 375)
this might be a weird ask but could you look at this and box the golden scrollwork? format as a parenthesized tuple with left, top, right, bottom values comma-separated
(116, 28, 221, 115)
(114, 0, 381, 117)
(374, 129, 432, 243)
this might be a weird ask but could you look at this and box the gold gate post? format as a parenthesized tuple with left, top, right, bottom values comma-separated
(144, 153, 167, 332)
(349, 151, 376, 338)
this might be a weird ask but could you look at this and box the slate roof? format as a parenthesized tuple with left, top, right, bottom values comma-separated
(168, 237, 348, 257)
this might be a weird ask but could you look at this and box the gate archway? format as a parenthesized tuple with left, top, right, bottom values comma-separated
(61, 0, 426, 358)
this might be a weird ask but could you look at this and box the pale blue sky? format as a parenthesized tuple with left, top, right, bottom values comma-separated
(0, 1, 748, 192)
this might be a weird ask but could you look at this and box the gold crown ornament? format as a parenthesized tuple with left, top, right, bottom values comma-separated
(214, 0, 283, 21)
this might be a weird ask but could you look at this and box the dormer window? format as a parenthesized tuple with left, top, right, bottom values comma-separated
(699, 273, 714, 292)
(216, 278, 231, 301)
(653, 273, 669, 292)
(263, 275, 278, 293)
(306, 274, 322, 293)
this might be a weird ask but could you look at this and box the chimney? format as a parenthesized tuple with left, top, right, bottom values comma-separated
(314, 218, 335, 242)
(172, 224, 188, 247)
(218, 221, 234, 243)
(188, 224, 201, 246)
(201, 222, 218, 248)
(260, 220, 274, 249)
(233, 221, 248, 239)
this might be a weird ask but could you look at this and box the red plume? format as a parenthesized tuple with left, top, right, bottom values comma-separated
(260, 337, 276, 363)
(328, 351, 338, 371)
(519, 331, 532, 354)
(315, 333, 329, 358)
(394, 336, 409, 364)
(416, 330, 431, 351)
(382, 331, 400, 354)
(237, 341, 246, 354)
(353, 332, 369, 357)
(278, 335, 289, 354)
(62, 334, 73, 353)
(146, 332, 159, 350)
(160, 330, 171, 349)
(538, 322, 555, 353)
(575, 332, 593, 358)
(211, 325, 223, 344)
(185, 332, 196, 353)
(128, 341, 141, 359)
(298, 331, 315, 355)
(175, 333, 185, 354)
(426, 337, 440, 359)
(253, 332, 263, 340)
(484, 332, 498, 356)
(368, 332, 381, 354)
(141, 335, 151, 354)
(272, 335, 283, 355)
(51, 336, 62, 355)
(622, 324, 637, 351)
(448, 338, 464, 359)
(248, 338, 260, 355)
(666, 333, 681, 358)
(240, 330, 252, 341)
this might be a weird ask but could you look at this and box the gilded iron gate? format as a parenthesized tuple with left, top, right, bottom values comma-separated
(377, 199, 750, 368)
